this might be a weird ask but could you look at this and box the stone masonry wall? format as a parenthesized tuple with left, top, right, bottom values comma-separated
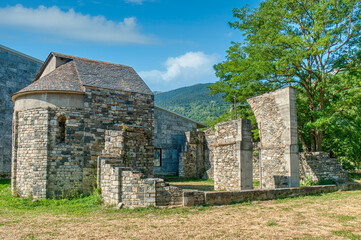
(253, 142, 261, 181)
(203, 128, 216, 179)
(98, 125, 154, 183)
(0, 48, 42, 178)
(247, 87, 299, 189)
(101, 160, 184, 207)
(47, 108, 86, 197)
(83, 87, 154, 184)
(154, 107, 198, 176)
(13, 87, 154, 199)
(213, 119, 253, 191)
(179, 131, 205, 179)
(99, 125, 183, 207)
(299, 152, 348, 183)
(12, 108, 49, 199)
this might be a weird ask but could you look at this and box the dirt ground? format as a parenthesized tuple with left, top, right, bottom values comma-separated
(1, 190, 361, 240)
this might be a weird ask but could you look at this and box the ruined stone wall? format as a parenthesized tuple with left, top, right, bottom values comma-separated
(120, 170, 158, 207)
(253, 142, 261, 181)
(12, 87, 154, 199)
(179, 131, 205, 179)
(100, 159, 183, 207)
(84, 87, 154, 180)
(299, 152, 348, 183)
(99, 125, 183, 207)
(98, 125, 154, 182)
(213, 119, 253, 191)
(11, 108, 49, 199)
(247, 87, 299, 189)
(203, 128, 216, 179)
(154, 107, 198, 176)
(99, 159, 123, 205)
(0, 48, 42, 178)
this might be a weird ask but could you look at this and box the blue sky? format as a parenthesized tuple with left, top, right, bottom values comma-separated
(0, 0, 261, 91)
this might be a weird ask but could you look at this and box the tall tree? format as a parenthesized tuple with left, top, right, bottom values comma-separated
(210, 0, 361, 152)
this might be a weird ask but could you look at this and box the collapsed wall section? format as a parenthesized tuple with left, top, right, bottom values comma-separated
(213, 119, 253, 191)
(99, 127, 183, 207)
(153, 107, 199, 176)
(179, 131, 205, 179)
(299, 152, 348, 183)
(100, 160, 184, 207)
(83, 87, 154, 180)
(247, 87, 299, 189)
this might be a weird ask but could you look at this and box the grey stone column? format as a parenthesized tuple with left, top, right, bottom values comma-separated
(213, 119, 253, 191)
(247, 87, 299, 189)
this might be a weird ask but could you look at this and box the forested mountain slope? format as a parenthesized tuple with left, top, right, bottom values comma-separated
(154, 83, 230, 123)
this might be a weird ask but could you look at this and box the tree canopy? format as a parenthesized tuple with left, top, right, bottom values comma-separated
(209, 0, 361, 167)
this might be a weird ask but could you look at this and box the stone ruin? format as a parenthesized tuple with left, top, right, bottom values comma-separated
(247, 87, 300, 188)
(11, 52, 155, 199)
(9, 51, 348, 208)
(213, 119, 253, 191)
(197, 87, 300, 190)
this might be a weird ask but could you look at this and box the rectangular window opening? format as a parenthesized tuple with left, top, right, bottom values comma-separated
(154, 148, 162, 167)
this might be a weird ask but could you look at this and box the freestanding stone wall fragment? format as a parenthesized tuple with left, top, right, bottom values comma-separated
(213, 119, 253, 191)
(247, 86, 299, 189)
(179, 130, 205, 179)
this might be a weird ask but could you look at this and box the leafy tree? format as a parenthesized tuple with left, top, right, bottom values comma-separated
(322, 73, 361, 169)
(209, 0, 361, 152)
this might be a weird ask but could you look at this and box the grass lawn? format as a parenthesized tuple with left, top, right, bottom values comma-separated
(1, 179, 361, 239)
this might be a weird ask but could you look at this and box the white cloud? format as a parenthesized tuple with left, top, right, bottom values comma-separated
(124, 0, 154, 5)
(139, 51, 218, 90)
(0, 4, 154, 44)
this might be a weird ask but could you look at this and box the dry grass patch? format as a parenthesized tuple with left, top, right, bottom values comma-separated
(1, 179, 361, 239)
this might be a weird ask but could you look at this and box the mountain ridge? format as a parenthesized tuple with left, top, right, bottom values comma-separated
(154, 83, 230, 123)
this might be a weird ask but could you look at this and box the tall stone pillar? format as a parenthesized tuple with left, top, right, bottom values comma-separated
(213, 119, 253, 191)
(247, 86, 299, 189)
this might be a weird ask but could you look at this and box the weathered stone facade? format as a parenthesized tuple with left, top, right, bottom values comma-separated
(11, 108, 49, 198)
(203, 128, 216, 179)
(0, 45, 42, 178)
(99, 127, 183, 207)
(299, 152, 348, 183)
(154, 106, 205, 176)
(213, 119, 253, 191)
(11, 52, 154, 199)
(252, 142, 261, 181)
(247, 87, 299, 189)
(179, 130, 206, 178)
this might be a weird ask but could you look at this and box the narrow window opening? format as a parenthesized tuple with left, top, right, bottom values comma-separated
(58, 115, 66, 143)
(154, 148, 162, 167)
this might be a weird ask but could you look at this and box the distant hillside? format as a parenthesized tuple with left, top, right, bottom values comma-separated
(154, 83, 230, 123)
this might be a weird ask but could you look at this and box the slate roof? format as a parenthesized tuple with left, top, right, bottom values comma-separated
(14, 52, 153, 97)
(17, 61, 84, 94)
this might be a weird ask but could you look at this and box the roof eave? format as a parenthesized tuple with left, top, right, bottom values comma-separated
(12, 90, 85, 102)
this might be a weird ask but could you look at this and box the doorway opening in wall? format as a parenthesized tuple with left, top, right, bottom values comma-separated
(154, 148, 162, 167)
(58, 115, 66, 143)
